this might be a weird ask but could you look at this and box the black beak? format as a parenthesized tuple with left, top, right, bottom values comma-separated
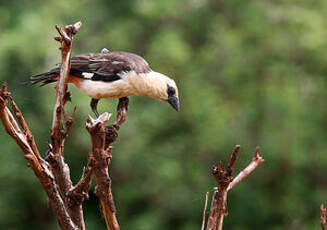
(168, 96, 180, 112)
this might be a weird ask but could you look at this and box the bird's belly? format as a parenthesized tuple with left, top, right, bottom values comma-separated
(78, 80, 133, 99)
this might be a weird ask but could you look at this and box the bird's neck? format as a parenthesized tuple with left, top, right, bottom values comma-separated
(141, 71, 167, 99)
(127, 71, 167, 100)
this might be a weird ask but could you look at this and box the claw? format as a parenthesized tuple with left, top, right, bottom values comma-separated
(90, 98, 99, 118)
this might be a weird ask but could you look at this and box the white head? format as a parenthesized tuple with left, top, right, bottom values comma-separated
(140, 71, 180, 111)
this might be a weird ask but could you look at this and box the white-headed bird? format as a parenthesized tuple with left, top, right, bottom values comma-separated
(31, 49, 180, 116)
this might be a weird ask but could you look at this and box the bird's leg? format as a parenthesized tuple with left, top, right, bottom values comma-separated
(104, 97, 129, 147)
(90, 98, 100, 118)
(114, 97, 129, 128)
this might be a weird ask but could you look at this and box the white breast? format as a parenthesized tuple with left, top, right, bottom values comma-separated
(76, 70, 169, 100)
(78, 80, 130, 99)
(77, 71, 140, 99)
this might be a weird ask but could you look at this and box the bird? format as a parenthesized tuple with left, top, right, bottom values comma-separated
(30, 48, 180, 117)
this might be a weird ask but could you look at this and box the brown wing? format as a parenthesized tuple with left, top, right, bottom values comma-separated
(31, 51, 152, 85)
(70, 51, 151, 76)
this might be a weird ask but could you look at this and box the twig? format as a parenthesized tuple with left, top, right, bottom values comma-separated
(206, 145, 264, 230)
(321, 204, 327, 230)
(201, 192, 209, 230)
(55, 25, 72, 46)
(68, 154, 95, 206)
(227, 146, 264, 191)
(10, 99, 41, 159)
(226, 145, 240, 176)
(62, 106, 77, 141)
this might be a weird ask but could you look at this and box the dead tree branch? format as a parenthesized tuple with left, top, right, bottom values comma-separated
(201, 192, 209, 230)
(47, 22, 86, 229)
(51, 21, 81, 156)
(0, 84, 76, 230)
(227, 146, 263, 191)
(10, 99, 41, 159)
(67, 154, 95, 206)
(86, 113, 120, 230)
(205, 145, 264, 230)
(321, 204, 327, 230)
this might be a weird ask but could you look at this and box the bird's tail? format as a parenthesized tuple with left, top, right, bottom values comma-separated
(30, 68, 60, 86)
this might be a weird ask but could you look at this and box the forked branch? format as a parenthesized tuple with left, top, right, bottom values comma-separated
(0, 84, 76, 230)
(204, 145, 264, 230)
(86, 113, 120, 230)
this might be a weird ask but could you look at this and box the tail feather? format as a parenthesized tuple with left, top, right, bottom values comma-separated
(30, 68, 59, 86)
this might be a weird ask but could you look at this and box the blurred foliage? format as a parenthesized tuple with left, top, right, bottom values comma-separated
(1, 0, 327, 229)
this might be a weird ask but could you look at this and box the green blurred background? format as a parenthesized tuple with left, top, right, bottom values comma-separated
(1, 0, 327, 229)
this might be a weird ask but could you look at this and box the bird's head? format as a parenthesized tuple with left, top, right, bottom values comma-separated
(141, 71, 180, 111)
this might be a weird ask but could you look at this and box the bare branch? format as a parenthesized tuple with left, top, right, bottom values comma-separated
(226, 145, 240, 176)
(48, 22, 77, 196)
(55, 25, 71, 46)
(46, 153, 73, 195)
(206, 188, 220, 230)
(227, 146, 264, 191)
(86, 113, 120, 230)
(206, 146, 264, 230)
(201, 192, 209, 230)
(47, 22, 87, 229)
(321, 204, 327, 230)
(10, 99, 41, 159)
(51, 21, 82, 156)
(68, 154, 95, 206)
(0, 84, 77, 230)
(0, 85, 39, 168)
(62, 106, 77, 141)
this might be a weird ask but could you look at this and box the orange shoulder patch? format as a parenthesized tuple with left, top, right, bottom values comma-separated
(68, 76, 82, 86)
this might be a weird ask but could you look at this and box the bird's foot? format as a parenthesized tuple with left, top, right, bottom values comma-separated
(103, 97, 129, 146)
(104, 125, 119, 147)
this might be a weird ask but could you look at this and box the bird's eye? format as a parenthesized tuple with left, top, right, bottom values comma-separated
(167, 85, 175, 96)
